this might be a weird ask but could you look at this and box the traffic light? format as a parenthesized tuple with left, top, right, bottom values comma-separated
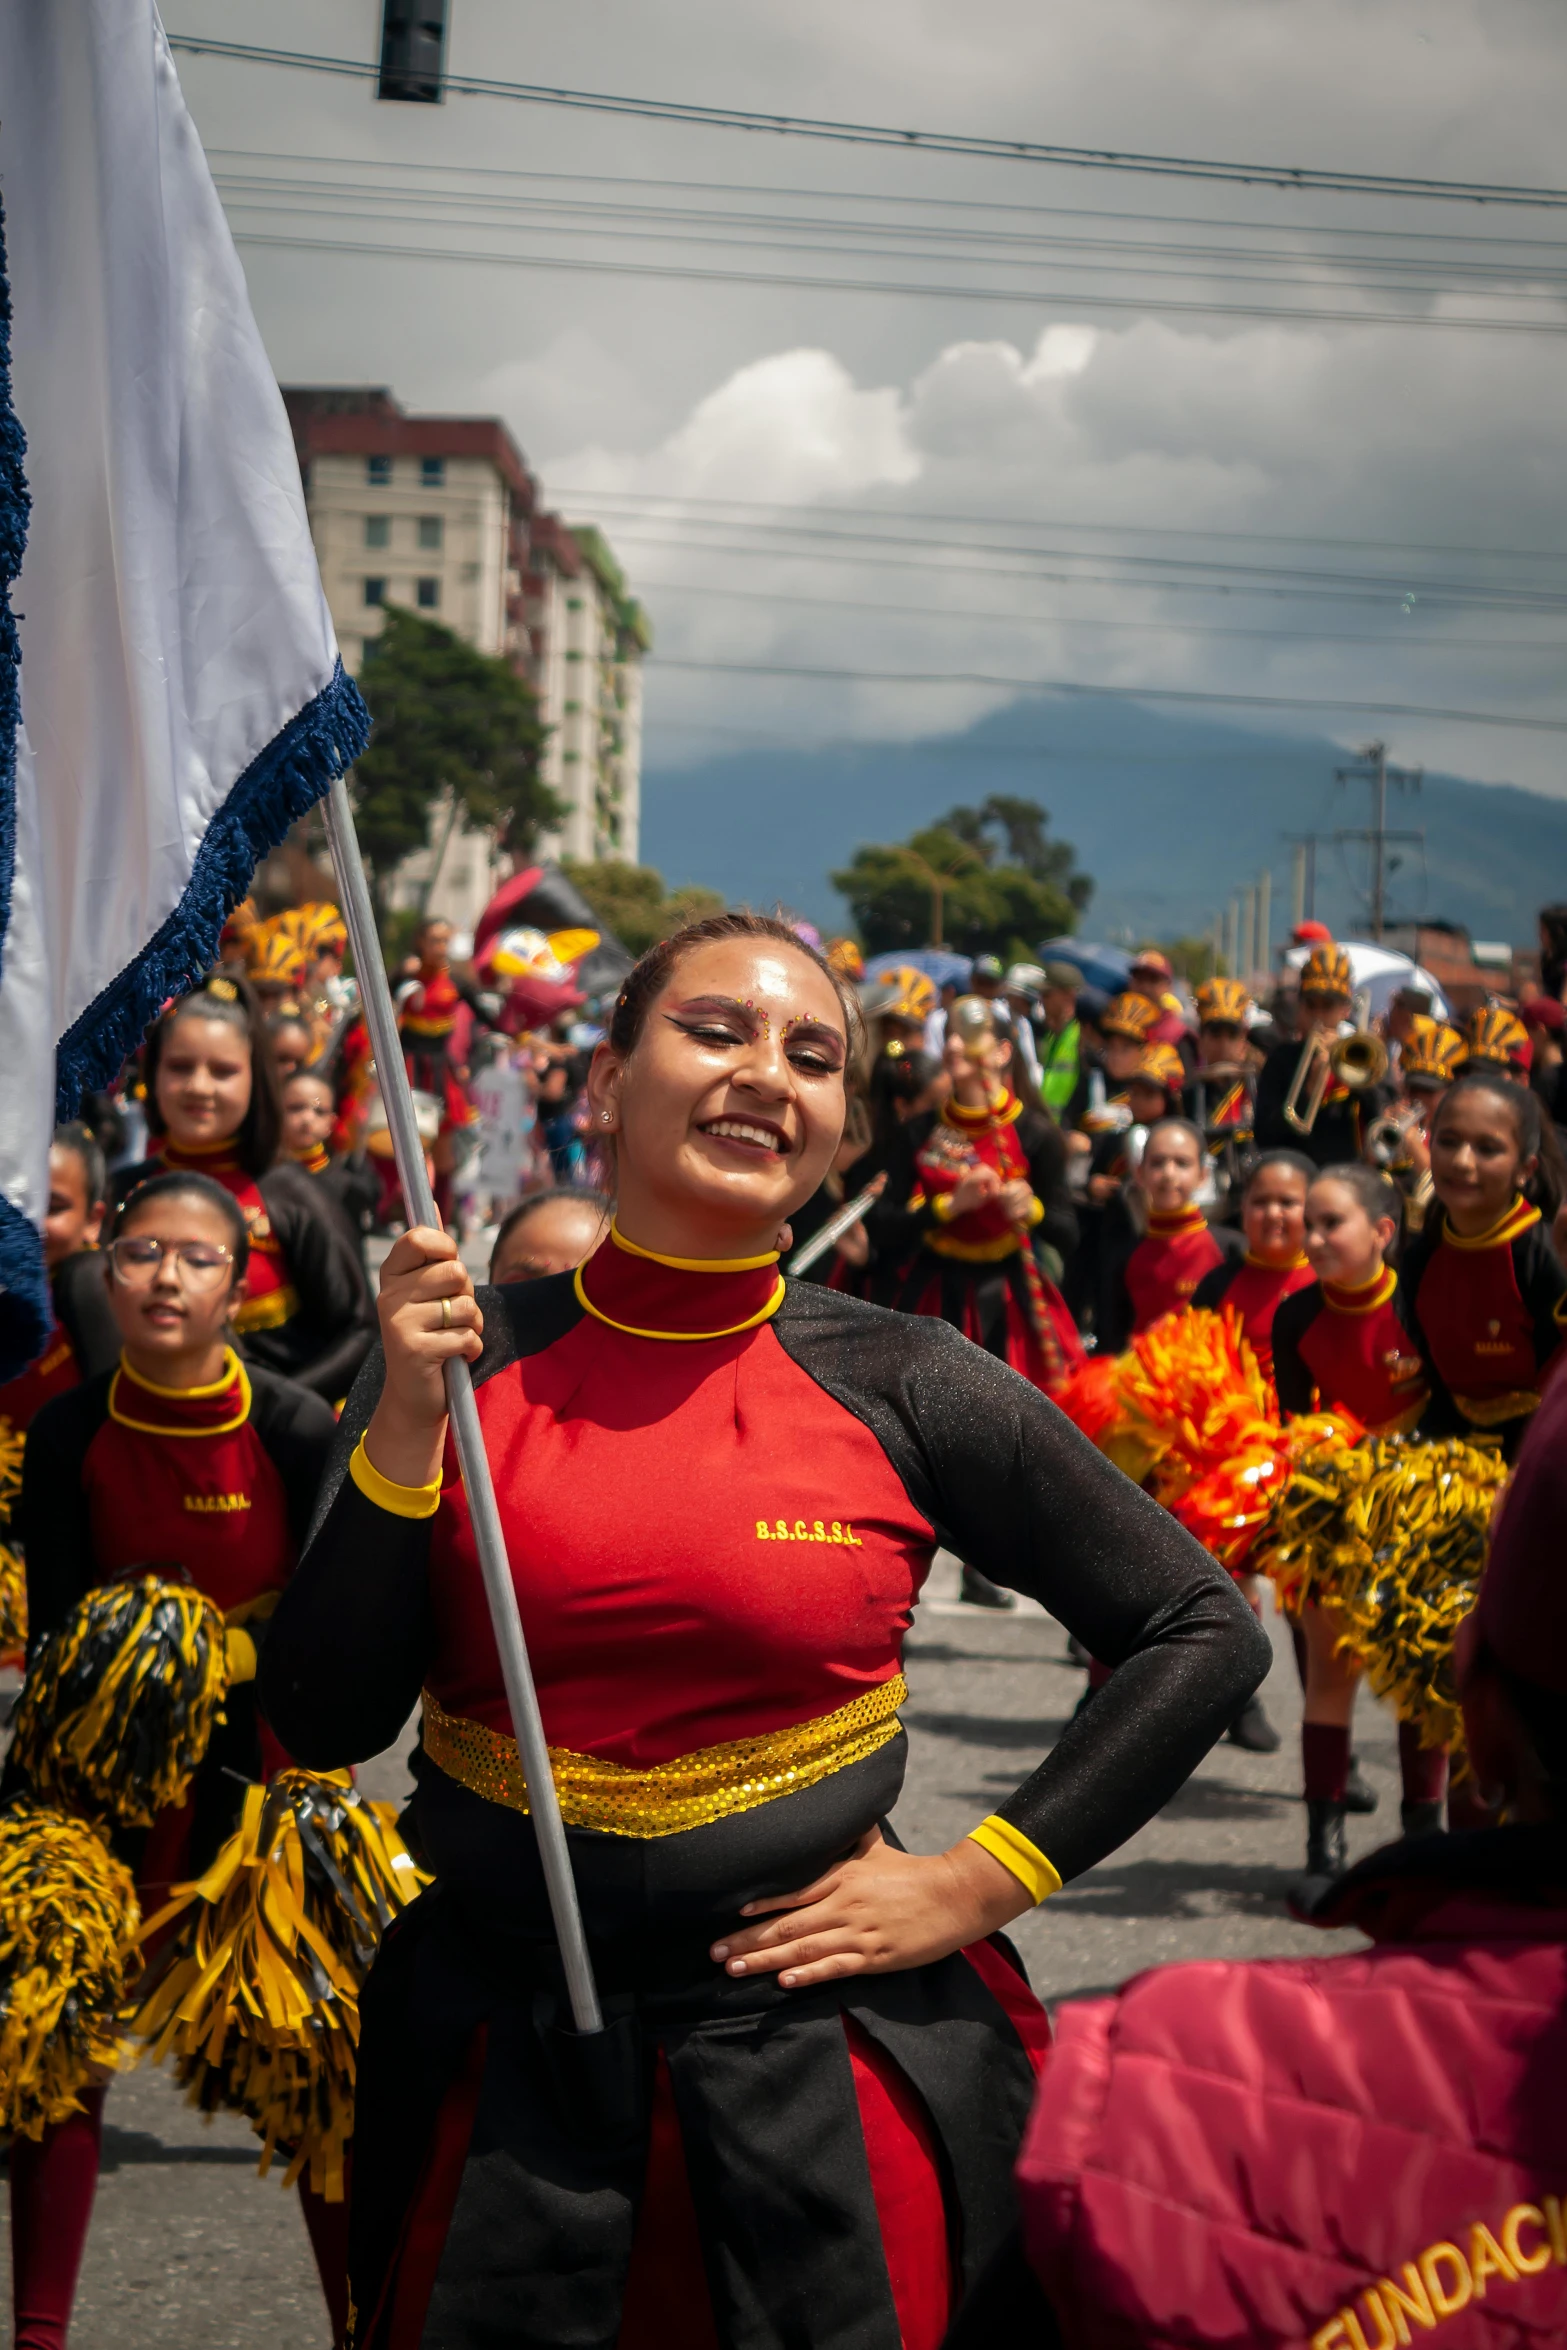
(378, 0, 447, 103)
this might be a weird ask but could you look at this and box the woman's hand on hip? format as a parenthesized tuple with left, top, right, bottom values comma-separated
(709, 1827, 1032, 1990)
(365, 1226, 482, 1488)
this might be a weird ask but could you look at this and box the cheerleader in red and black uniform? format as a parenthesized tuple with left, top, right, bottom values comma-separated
(890, 995, 1082, 1393)
(0, 1126, 118, 1448)
(1191, 1151, 1315, 1382)
(1401, 1069, 1567, 1461)
(1098, 1115, 1240, 1354)
(114, 979, 373, 1401)
(259, 912, 1267, 2350)
(10, 1172, 342, 2350)
(1272, 1164, 1437, 1890)
(397, 915, 491, 1231)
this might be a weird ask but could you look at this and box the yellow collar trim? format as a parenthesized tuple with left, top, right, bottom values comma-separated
(1325, 1265, 1397, 1315)
(1442, 1196, 1540, 1252)
(109, 1349, 251, 1437)
(159, 1134, 239, 1160)
(1244, 1250, 1310, 1272)
(574, 1260, 785, 1342)
(609, 1219, 780, 1274)
(943, 1089, 1020, 1131)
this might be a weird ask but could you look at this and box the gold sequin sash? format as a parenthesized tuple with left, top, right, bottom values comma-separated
(420, 1675, 908, 1840)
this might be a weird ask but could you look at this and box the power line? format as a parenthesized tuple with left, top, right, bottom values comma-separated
(562, 487, 1567, 569)
(204, 148, 1567, 254)
(234, 227, 1567, 334)
(580, 525, 1567, 616)
(213, 177, 1567, 295)
(629, 572, 1565, 656)
(167, 36, 1567, 208)
(648, 656, 1567, 732)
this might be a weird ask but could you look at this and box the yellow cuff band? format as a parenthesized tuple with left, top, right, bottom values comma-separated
(930, 1192, 956, 1223)
(223, 1626, 258, 1685)
(1025, 1194, 1044, 1228)
(968, 1815, 1062, 1906)
(350, 1435, 443, 1521)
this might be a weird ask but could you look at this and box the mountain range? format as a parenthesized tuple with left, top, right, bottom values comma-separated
(640, 696, 1567, 948)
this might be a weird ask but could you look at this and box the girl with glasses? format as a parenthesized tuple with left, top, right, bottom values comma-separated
(112, 978, 373, 1402)
(10, 1172, 343, 2350)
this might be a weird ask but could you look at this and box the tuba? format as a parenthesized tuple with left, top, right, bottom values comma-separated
(1282, 1025, 1389, 1135)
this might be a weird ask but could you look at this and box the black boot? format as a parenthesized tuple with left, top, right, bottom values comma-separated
(1227, 1694, 1281, 1753)
(960, 1564, 1016, 1611)
(1343, 1756, 1379, 1815)
(1400, 1798, 1444, 1841)
(1287, 1799, 1348, 1917)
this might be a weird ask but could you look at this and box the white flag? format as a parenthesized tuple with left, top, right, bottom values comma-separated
(0, 0, 367, 1370)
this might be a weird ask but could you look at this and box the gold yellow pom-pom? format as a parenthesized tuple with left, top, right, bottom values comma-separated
(10, 1575, 229, 1828)
(127, 1771, 426, 2202)
(0, 1802, 141, 2139)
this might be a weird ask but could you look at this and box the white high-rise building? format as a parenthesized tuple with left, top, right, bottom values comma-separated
(284, 387, 649, 937)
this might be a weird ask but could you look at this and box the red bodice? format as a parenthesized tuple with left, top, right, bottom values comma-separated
(1222, 1254, 1314, 1375)
(80, 1352, 296, 1614)
(1125, 1208, 1223, 1334)
(1297, 1269, 1428, 1435)
(915, 1093, 1033, 1254)
(155, 1139, 296, 1338)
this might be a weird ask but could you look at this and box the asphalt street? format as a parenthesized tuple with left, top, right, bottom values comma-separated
(0, 1563, 1397, 2348)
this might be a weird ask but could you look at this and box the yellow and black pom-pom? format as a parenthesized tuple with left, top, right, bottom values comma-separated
(0, 1801, 141, 2138)
(0, 1417, 26, 1653)
(128, 1770, 425, 2202)
(10, 1575, 229, 1828)
(1257, 1434, 1508, 1752)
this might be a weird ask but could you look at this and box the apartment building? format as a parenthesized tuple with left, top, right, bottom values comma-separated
(283, 387, 649, 934)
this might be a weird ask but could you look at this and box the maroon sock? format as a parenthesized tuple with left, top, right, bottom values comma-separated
(1087, 1657, 1113, 1691)
(10, 2088, 106, 2350)
(1398, 1723, 1448, 1808)
(1301, 1722, 1350, 1804)
(298, 2174, 352, 2347)
(1289, 1619, 1308, 1689)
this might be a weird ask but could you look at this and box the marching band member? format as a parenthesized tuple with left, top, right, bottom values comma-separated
(0, 1128, 117, 1446)
(115, 981, 373, 1401)
(1402, 1069, 1567, 1461)
(1255, 942, 1385, 1167)
(1367, 1014, 1463, 1233)
(1191, 1151, 1315, 1382)
(1063, 993, 1161, 1330)
(1456, 1003, 1531, 1080)
(1098, 1118, 1238, 1354)
(397, 916, 489, 1231)
(259, 910, 1268, 2350)
(1272, 1166, 1441, 1887)
(892, 995, 1082, 1393)
(10, 1172, 341, 2350)
(1184, 976, 1256, 1213)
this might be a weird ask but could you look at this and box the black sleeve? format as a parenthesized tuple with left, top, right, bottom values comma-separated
(15, 1381, 111, 1656)
(258, 1165, 375, 1400)
(1252, 1041, 1295, 1154)
(1270, 1288, 1322, 1419)
(258, 1278, 583, 1767)
(1516, 1223, 1567, 1373)
(246, 1366, 341, 1553)
(1019, 1110, 1078, 1267)
(50, 1250, 121, 1381)
(773, 1289, 1272, 1885)
(1094, 1221, 1138, 1355)
(864, 1115, 938, 1262)
(1190, 1259, 1237, 1313)
(1397, 1224, 1462, 1435)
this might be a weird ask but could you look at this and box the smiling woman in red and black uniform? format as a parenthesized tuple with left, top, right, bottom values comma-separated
(259, 910, 1267, 2350)
(10, 1171, 340, 2350)
(1401, 1071, 1567, 1461)
(114, 978, 372, 1401)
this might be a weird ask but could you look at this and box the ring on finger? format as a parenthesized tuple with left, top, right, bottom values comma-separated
(440, 1296, 453, 1331)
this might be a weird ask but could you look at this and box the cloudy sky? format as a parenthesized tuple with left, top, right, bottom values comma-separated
(170, 0, 1567, 803)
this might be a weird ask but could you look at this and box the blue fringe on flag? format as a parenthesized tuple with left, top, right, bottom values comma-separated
(54, 662, 369, 1118)
(0, 189, 44, 1378)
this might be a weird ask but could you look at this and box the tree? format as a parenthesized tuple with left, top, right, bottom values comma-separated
(352, 608, 560, 925)
(560, 860, 725, 958)
(832, 799, 1092, 959)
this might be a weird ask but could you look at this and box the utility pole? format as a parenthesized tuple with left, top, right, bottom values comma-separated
(1333, 742, 1423, 943)
(1286, 836, 1319, 928)
(1256, 868, 1271, 986)
(1225, 895, 1240, 976)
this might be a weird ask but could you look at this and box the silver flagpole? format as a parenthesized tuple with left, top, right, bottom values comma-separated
(323, 776, 603, 2034)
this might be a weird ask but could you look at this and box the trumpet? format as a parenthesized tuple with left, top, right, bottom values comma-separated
(1365, 1103, 1425, 1169)
(1282, 1027, 1389, 1134)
